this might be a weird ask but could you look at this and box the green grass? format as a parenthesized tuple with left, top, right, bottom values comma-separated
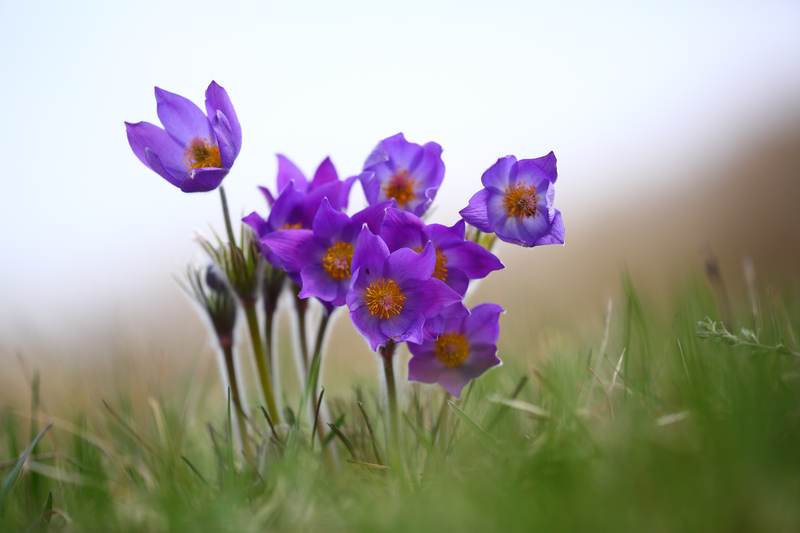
(2, 277, 800, 532)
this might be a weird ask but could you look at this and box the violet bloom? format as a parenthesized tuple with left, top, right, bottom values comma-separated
(258, 155, 354, 209)
(125, 81, 241, 193)
(346, 227, 462, 351)
(459, 153, 564, 247)
(259, 199, 391, 306)
(361, 133, 445, 217)
(408, 303, 503, 397)
(380, 208, 503, 295)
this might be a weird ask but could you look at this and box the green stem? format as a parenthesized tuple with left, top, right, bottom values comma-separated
(243, 302, 280, 424)
(219, 186, 237, 246)
(220, 340, 252, 457)
(380, 341, 399, 445)
(293, 287, 310, 373)
(299, 310, 332, 426)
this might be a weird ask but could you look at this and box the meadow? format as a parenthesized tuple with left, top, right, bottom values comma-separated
(2, 275, 799, 532)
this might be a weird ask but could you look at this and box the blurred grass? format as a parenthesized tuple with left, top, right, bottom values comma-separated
(1, 275, 800, 532)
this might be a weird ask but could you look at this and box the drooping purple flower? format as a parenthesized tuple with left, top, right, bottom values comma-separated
(459, 153, 564, 247)
(346, 227, 462, 351)
(361, 133, 445, 217)
(258, 199, 392, 306)
(408, 302, 503, 397)
(379, 208, 504, 295)
(125, 81, 241, 193)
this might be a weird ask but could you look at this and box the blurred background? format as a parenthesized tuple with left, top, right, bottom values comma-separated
(1, 0, 799, 408)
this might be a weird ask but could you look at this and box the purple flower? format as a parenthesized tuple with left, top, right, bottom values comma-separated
(408, 303, 503, 397)
(459, 153, 564, 247)
(125, 81, 241, 193)
(258, 199, 392, 306)
(258, 155, 354, 209)
(346, 227, 462, 351)
(379, 208, 504, 295)
(361, 133, 445, 217)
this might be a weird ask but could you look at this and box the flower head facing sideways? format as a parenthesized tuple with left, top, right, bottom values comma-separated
(460, 153, 564, 247)
(346, 227, 462, 351)
(125, 81, 241, 193)
(361, 133, 445, 217)
(259, 199, 392, 306)
(408, 303, 503, 397)
(379, 208, 504, 295)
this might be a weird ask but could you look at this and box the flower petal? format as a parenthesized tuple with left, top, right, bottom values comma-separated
(480, 155, 517, 191)
(403, 278, 462, 318)
(459, 189, 493, 232)
(261, 229, 315, 272)
(180, 168, 228, 193)
(515, 151, 557, 186)
(351, 226, 389, 279)
(443, 241, 504, 279)
(407, 344, 445, 384)
(299, 264, 341, 303)
(154, 86, 212, 146)
(464, 303, 503, 344)
(379, 310, 426, 344)
(276, 154, 308, 194)
(125, 121, 186, 186)
(385, 243, 435, 283)
(310, 157, 338, 189)
(312, 198, 350, 242)
(205, 81, 242, 166)
(380, 208, 427, 251)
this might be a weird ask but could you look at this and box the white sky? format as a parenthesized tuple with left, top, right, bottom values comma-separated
(1, 0, 799, 330)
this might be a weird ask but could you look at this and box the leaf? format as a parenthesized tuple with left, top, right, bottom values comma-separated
(0, 423, 52, 514)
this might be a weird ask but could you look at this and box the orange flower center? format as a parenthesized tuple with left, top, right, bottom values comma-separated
(503, 183, 538, 218)
(364, 278, 406, 319)
(186, 138, 222, 169)
(322, 241, 354, 280)
(384, 170, 416, 207)
(435, 332, 469, 368)
(280, 223, 303, 230)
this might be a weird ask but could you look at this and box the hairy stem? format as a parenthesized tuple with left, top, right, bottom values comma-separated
(218, 186, 237, 247)
(220, 340, 251, 457)
(243, 302, 280, 424)
(380, 341, 399, 446)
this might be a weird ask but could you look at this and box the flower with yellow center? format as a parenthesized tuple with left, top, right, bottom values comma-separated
(364, 278, 406, 319)
(322, 241, 354, 281)
(503, 183, 538, 218)
(186, 138, 222, 170)
(434, 332, 470, 368)
(383, 170, 416, 207)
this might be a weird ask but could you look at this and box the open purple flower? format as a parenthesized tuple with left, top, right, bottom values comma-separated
(361, 133, 445, 217)
(408, 303, 503, 397)
(459, 153, 564, 247)
(259, 199, 391, 306)
(346, 227, 462, 351)
(380, 208, 504, 295)
(125, 81, 241, 193)
(258, 155, 354, 209)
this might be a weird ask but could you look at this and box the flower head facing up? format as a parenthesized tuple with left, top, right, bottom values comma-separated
(379, 208, 504, 295)
(258, 199, 392, 306)
(408, 303, 503, 397)
(346, 227, 462, 351)
(361, 133, 445, 217)
(125, 81, 241, 193)
(459, 153, 565, 247)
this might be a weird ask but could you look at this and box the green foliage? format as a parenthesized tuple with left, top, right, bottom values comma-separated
(2, 279, 800, 532)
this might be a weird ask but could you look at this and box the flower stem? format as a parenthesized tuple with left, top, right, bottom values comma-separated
(220, 339, 252, 457)
(243, 301, 280, 424)
(293, 289, 310, 373)
(218, 186, 237, 246)
(380, 341, 399, 446)
(299, 309, 332, 429)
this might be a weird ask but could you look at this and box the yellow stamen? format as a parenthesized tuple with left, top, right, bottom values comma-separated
(435, 332, 469, 368)
(384, 170, 416, 207)
(364, 278, 406, 319)
(503, 183, 538, 218)
(322, 241, 354, 281)
(280, 223, 303, 230)
(186, 138, 222, 170)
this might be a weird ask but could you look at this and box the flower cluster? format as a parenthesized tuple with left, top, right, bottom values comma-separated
(126, 81, 565, 411)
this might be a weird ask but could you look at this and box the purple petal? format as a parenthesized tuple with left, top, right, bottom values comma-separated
(276, 154, 308, 194)
(180, 168, 228, 193)
(444, 268, 470, 296)
(480, 156, 517, 191)
(204, 81, 242, 166)
(438, 371, 471, 397)
(380, 208, 427, 251)
(385, 243, 435, 284)
(154, 87, 212, 146)
(365, 133, 420, 171)
(349, 201, 393, 237)
(409, 141, 444, 190)
(347, 301, 387, 351)
(403, 278, 462, 318)
(515, 151, 557, 185)
(267, 185, 306, 229)
(427, 220, 465, 248)
(464, 303, 503, 344)
(258, 185, 276, 207)
(351, 226, 390, 279)
(242, 211, 269, 237)
(125, 121, 186, 186)
(459, 189, 493, 232)
(359, 172, 382, 206)
(261, 229, 315, 272)
(535, 209, 565, 246)
(310, 157, 338, 189)
(379, 312, 426, 344)
(299, 264, 341, 303)
(312, 198, 350, 242)
(407, 343, 445, 384)
(443, 241, 504, 279)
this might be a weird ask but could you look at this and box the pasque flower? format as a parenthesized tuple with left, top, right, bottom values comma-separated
(361, 133, 445, 217)
(379, 208, 504, 295)
(258, 155, 355, 209)
(408, 303, 503, 397)
(346, 227, 462, 351)
(259, 199, 392, 306)
(125, 81, 241, 193)
(459, 153, 564, 247)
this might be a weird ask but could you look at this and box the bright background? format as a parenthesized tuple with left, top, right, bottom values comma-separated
(1, 1, 799, 391)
